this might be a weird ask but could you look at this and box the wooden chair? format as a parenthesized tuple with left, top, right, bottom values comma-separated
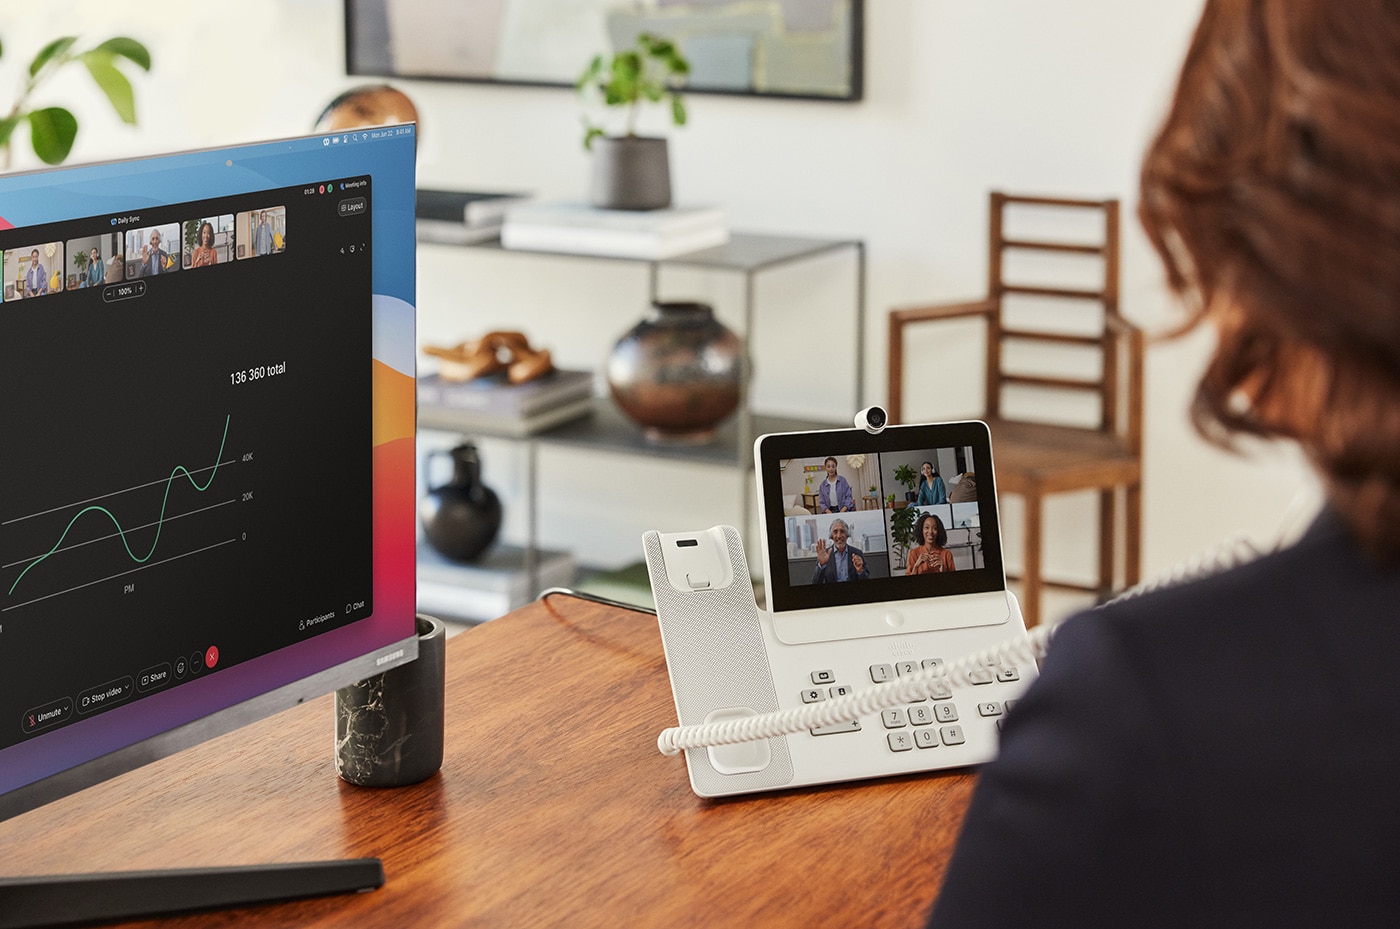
(887, 192, 1144, 627)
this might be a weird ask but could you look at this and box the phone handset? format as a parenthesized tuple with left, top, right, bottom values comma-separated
(654, 534, 1264, 757)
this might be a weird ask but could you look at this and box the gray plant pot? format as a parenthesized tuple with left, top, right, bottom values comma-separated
(591, 135, 672, 211)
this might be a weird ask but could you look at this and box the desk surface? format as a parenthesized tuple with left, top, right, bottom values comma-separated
(0, 595, 975, 928)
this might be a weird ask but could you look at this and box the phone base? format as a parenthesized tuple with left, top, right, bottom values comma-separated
(644, 526, 1039, 798)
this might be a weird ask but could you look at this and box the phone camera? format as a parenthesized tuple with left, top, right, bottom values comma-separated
(855, 405, 888, 434)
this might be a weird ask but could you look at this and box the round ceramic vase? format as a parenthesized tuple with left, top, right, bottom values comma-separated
(607, 301, 742, 444)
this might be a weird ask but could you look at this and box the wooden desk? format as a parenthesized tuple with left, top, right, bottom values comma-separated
(0, 595, 976, 928)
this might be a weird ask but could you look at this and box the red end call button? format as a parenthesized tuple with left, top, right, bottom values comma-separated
(205, 645, 219, 669)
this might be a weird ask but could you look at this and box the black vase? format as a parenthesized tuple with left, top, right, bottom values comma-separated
(419, 443, 502, 561)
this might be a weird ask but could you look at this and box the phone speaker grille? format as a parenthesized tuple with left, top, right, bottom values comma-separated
(645, 528, 795, 794)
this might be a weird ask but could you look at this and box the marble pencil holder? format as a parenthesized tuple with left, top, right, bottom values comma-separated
(335, 614, 446, 787)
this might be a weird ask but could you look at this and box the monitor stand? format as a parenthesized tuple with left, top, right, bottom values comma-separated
(0, 858, 383, 928)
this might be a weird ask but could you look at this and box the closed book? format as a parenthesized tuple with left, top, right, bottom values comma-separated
(416, 219, 502, 245)
(501, 201, 728, 259)
(500, 223, 729, 260)
(416, 188, 531, 227)
(417, 369, 594, 417)
(503, 201, 726, 234)
(418, 396, 595, 438)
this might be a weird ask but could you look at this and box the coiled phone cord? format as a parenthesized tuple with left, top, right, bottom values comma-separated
(655, 534, 1266, 757)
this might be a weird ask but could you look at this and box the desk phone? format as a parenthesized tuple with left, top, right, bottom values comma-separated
(644, 418, 1038, 798)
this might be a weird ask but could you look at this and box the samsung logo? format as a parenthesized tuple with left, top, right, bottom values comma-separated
(375, 649, 405, 667)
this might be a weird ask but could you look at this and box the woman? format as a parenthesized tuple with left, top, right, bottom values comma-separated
(190, 221, 218, 268)
(82, 247, 102, 288)
(906, 512, 954, 575)
(927, 3, 1400, 925)
(914, 461, 947, 505)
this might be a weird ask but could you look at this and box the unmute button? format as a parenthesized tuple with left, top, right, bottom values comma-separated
(22, 697, 74, 735)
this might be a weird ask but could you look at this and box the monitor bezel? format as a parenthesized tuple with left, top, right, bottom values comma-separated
(0, 127, 420, 822)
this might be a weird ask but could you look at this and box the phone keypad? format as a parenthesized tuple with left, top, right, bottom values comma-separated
(801, 659, 1023, 752)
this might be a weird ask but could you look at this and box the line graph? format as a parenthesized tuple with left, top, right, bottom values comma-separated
(5, 415, 233, 598)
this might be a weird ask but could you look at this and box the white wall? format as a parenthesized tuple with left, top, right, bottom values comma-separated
(3, 1, 1320, 617)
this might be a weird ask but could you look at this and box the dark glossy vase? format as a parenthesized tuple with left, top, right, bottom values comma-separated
(606, 301, 742, 444)
(419, 443, 502, 561)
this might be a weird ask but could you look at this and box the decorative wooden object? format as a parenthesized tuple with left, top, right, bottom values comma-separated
(888, 192, 1144, 627)
(423, 330, 554, 384)
(0, 595, 976, 928)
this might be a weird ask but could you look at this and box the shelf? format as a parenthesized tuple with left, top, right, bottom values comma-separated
(458, 231, 861, 273)
(416, 543, 575, 624)
(417, 227, 865, 598)
(420, 398, 839, 467)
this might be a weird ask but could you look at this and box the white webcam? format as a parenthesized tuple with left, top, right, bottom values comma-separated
(854, 405, 887, 434)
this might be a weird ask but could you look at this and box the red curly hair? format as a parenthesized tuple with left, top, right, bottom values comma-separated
(1140, 0, 1400, 557)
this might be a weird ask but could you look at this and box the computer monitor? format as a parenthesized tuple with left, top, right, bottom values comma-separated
(0, 128, 419, 920)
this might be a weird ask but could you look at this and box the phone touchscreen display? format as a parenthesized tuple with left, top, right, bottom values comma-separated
(756, 421, 1005, 613)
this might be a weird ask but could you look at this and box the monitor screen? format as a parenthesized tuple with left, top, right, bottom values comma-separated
(0, 127, 419, 820)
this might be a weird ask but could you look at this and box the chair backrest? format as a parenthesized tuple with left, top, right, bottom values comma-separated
(888, 191, 1142, 453)
(987, 192, 1128, 430)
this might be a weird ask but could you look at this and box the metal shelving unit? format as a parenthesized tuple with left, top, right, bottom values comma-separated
(418, 231, 867, 594)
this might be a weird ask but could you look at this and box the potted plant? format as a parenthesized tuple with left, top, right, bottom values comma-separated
(889, 505, 921, 571)
(0, 34, 151, 170)
(893, 463, 919, 502)
(577, 32, 689, 211)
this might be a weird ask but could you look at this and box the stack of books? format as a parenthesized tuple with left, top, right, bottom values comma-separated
(501, 201, 728, 260)
(416, 542, 575, 623)
(417, 368, 595, 437)
(416, 188, 531, 244)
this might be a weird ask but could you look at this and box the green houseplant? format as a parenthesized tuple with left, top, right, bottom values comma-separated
(576, 33, 689, 210)
(889, 504, 921, 571)
(893, 463, 920, 502)
(0, 34, 151, 170)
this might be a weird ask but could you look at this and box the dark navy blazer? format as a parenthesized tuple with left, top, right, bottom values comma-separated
(927, 510, 1400, 928)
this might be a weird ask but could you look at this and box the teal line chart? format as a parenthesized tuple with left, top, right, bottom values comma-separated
(4, 415, 237, 605)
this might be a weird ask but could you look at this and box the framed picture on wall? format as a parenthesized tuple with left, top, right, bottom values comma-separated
(344, 0, 864, 101)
